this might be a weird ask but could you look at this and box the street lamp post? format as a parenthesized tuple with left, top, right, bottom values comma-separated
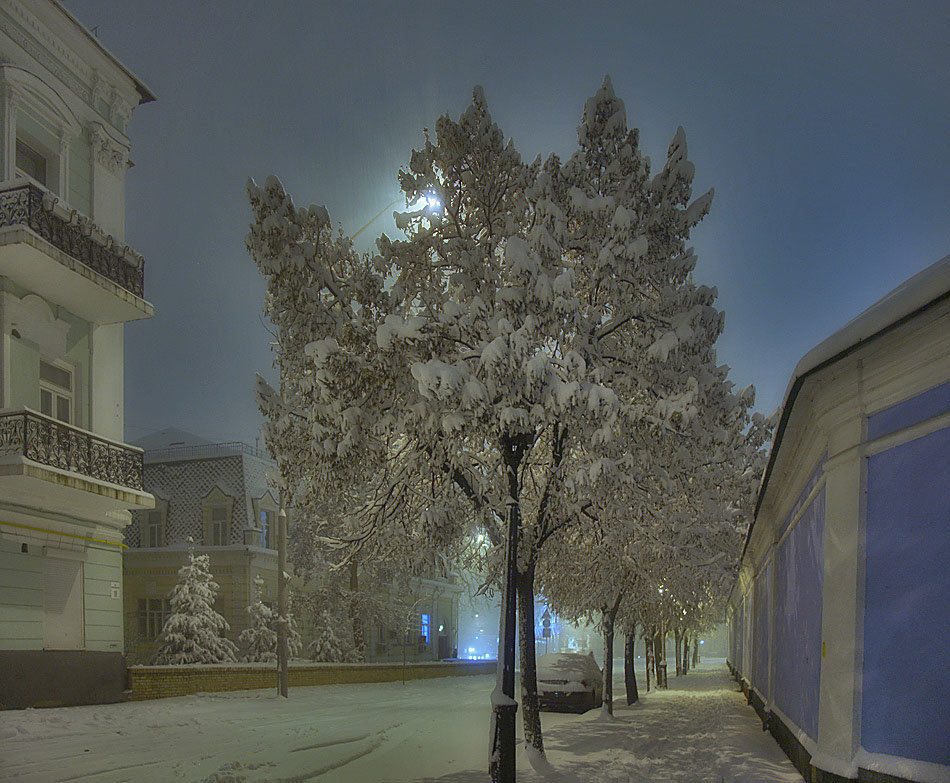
(277, 504, 288, 698)
(489, 497, 520, 783)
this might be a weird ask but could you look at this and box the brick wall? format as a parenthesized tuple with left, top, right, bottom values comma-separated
(128, 659, 496, 700)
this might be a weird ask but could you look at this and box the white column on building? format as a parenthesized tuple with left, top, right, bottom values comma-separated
(814, 375, 865, 778)
(1, 83, 18, 180)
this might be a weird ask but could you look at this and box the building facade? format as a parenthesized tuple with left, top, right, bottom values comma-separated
(124, 429, 462, 665)
(0, 0, 155, 708)
(728, 256, 949, 783)
(123, 430, 281, 664)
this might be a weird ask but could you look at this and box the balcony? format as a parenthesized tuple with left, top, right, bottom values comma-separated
(0, 181, 153, 324)
(0, 408, 153, 519)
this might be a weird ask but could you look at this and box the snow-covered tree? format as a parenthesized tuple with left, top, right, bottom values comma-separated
(308, 609, 360, 662)
(246, 77, 766, 757)
(154, 549, 238, 665)
(239, 575, 302, 662)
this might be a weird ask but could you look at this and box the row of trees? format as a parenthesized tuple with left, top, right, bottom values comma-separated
(150, 548, 362, 665)
(245, 77, 771, 774)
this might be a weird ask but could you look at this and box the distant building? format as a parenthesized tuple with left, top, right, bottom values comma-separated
(0, 0, 155, 707)
(728, 256, 949, 783)
(123, 429, 281, 664)
(124, 429, 462, 665)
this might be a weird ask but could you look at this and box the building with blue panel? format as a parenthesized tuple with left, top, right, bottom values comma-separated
(728, 255, 949, 783)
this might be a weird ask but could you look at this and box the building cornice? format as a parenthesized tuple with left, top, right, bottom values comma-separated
(0, 0, 150, 135)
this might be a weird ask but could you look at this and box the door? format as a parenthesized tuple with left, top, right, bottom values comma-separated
(43, 557, 84, 649)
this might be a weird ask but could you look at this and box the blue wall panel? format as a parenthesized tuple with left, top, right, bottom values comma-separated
(774, 486, 824, 741)
(862, 426, 950, 766)
(866, 381, 950, 441)
(753, 560, 772, 697)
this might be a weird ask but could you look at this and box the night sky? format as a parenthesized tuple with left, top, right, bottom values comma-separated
(62, 0, 949, 446)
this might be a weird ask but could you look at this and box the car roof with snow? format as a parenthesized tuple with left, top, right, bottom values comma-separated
(536, 652, 601, 679)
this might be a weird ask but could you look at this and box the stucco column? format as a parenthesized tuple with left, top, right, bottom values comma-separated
(1, 84, 18, 180)
(814, 394, 864, 778)
(89, 122, 128, 240)
(90, 322, 124, 441)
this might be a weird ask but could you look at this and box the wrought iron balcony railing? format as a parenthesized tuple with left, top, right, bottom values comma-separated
(0, 409, 144, 491)
(0, 181, 145, 298)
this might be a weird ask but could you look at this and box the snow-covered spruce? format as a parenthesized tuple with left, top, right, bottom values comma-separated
(239, 575, 302, 662)
(309, 609, 359, 663)
(154, 549, 238, 665)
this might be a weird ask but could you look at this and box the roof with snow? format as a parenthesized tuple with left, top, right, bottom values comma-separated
(746, 254, 950, 551)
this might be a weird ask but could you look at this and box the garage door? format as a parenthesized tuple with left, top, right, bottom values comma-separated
(43, 557, 84, 649)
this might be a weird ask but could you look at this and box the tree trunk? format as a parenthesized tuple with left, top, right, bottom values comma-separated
(644, 633, 651, 692)
(653, 627, 664, 684)
(349, 559, 364, 661)
(682, 632, 689, 674)
(693, 636, 700, 667)
(602, 608, 614, 715)
(624, 625, 639, 704)
(674, 627, 682, 676)
(600, 593, 621, 716)
(516, 562, 543, 754)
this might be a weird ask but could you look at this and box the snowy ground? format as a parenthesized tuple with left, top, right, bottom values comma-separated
(0, 660, 803, 783)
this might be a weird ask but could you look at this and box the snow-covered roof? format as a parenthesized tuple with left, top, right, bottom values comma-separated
(785, 255, 949, 401)
(750, 254, 950, 534)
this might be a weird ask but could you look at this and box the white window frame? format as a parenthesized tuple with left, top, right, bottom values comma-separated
(15, 136, 49, 185)
(202, 488, 234, 547)
(1, 66, 81, 199)
(145, 509, 163, 547)
(39, 357, 73, 424)
(210, 505, 228, 546)
(138, 598, 170, 640)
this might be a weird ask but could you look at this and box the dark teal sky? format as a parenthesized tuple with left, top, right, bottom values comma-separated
(63, 0, 949, 445)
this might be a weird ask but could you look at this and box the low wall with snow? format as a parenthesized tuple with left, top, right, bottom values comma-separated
(127, 659, 496, 701)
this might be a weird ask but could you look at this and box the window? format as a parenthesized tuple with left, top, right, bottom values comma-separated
(138, 598, 170, 640)
(420, 613, 431, 643)
(145, 510, 163, 547)
(39, 359, 72, 424)
(259, 510, 274, 549)
(16, 138, 48, 186)
(210, 506, 228, 545)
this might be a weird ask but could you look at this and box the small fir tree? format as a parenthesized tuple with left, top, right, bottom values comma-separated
(240, 577, 304, 662)
(154, 548, 238, 664)
(308, 610, 358, 662)
(239, 576, 277, 662)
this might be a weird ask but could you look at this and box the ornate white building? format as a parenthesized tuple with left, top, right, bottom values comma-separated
(0, 0, 155, 707)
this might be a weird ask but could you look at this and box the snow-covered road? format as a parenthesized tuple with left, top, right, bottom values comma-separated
(0, 661, 803, 782)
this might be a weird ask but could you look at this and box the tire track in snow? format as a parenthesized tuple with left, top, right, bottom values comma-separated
(55, 758, 167, 781)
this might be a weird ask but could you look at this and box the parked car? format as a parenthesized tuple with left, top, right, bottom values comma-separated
(536, 651, 603, 713)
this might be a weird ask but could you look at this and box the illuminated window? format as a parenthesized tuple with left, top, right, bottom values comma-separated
(259, 509, 274, 548)
(420, 613, 431, 643)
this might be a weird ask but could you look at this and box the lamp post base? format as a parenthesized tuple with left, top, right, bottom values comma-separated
(489, 702, 518, 783)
